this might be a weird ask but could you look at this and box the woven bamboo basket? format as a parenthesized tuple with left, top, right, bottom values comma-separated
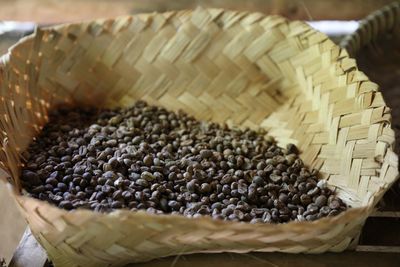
(341, 1, 400, 196)
(0, 8, 399, 267)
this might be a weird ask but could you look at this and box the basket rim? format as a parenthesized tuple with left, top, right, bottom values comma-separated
(340, 1, 400, 57)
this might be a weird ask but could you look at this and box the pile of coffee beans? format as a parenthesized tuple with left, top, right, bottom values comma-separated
(21, 101, 347, 223)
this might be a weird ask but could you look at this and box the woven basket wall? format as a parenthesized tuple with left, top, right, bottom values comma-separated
(341, 1, 400, 198)
(0, 8, 398, 267)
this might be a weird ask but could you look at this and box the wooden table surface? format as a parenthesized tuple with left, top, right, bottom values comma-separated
(9, 225, 400, 267)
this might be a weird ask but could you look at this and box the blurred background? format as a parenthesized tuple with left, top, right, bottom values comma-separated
(0, 0, 397, 265)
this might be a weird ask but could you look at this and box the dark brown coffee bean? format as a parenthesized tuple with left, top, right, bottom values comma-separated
(187, 180, 197, 193)
(143, 155, 153, 166)
(32, 185, 45, 194)
(200, 149, 213, 159)
(59, 200, 73, 210)
(21, 102, 347, 223)
(111, 201, 123, 209)
(200, 183, 211, 193)
(135, 179, 148, 187)
(307, 187, 320, 196)
(252, 176, 264, 185)
(45, 177, 58, 187)
(329, 199, 341, 210)
(141, 171, 155, 181)
(307, 203, 319, 214)
(315, 195, 327, 207)
(300, 194, 311, 205)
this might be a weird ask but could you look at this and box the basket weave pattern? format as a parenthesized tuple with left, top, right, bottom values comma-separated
(341, 1, 400, 57)
(0, 8, 398, 267)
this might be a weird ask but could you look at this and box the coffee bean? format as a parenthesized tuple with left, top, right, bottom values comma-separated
(111, 200, 123, 209)
(136, 179, 149, 187)
(59, 200, 73, 210)
(103, 171, 117, 180)
(329, 199, 341, 210)
(269, 174, 282, 183)
(187, 180, 197, 193)
(32, 185, 45, 194)
(307, 203, 319, 214)
(141, 171, 155, 181)
(200, 183, 211, 193)
(45, 177, 58, 187)
(315, 195, 327, 207)
(143, 155, 153, 166)
(307, 187, 320, 196)
(200, 149, 213, 159)
(252, 176, 264, 186)
(300, 194, 312, 205)
(21, 101, 347, 222)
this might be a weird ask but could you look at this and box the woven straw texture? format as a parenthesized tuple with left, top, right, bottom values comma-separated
(0, 8, 398, 267)
(341, 1, 400, 151)
(341, 1, 400, 203)
(341, 1, 400, 58)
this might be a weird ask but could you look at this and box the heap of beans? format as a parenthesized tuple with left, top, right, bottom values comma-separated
(21, 101, 347, 223)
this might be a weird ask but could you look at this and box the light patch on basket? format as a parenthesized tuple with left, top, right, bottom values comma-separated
(226, 74, 249, 97)
(178, 91, 208, 114)
(58, 46, 87, 74)
(367, 123, 382, 142)
(370, 92, 386, 108)
(110, 16, 132, 33)
(235, 55, 267, 83)
(105, 244, 138, 258)
(65, 230, 96, 248)
(368, 176, 383, 194)
(129, 15, 151, 33)
(190, 7, 216, 29)
(101, 33, 132, 68)
(271, 40, 301, 65)
(340, 58, 357, 72)
(321, 238, 351, 253)
(184, 75, 210, 98)
(193, 56, 220, 80)
(358, 81, 379, 94)
(82, 245, 121, 262)
(362, 158, 380, 169)
(384, 161, 398, 185)
(321, 159, 341, 174)
(357, 175, 371, 197)
(223, 30, 254, 59)
(256, 231, 299, 243)
(181, 32, 212, 62)
(123, 37, 146, 65)
(371, 107, 388, 124)
(175, 230, 213, 243)
(312, 132, 329, 144)
(142, 34, 170, 63)
(353, 142, 376, 158)
(375, 142, 388, 162)
(256, 55, 281, 79)
(243, 30, 282, 62)
(339, 113, 361, 128)
(334, 99, 360, 117)
(349, 159, 363, 189)
(160, 30, 192, 62)
(53, 69, 79, 92)
(341, 140, 356, 175)
(55, 32, 75, 52)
